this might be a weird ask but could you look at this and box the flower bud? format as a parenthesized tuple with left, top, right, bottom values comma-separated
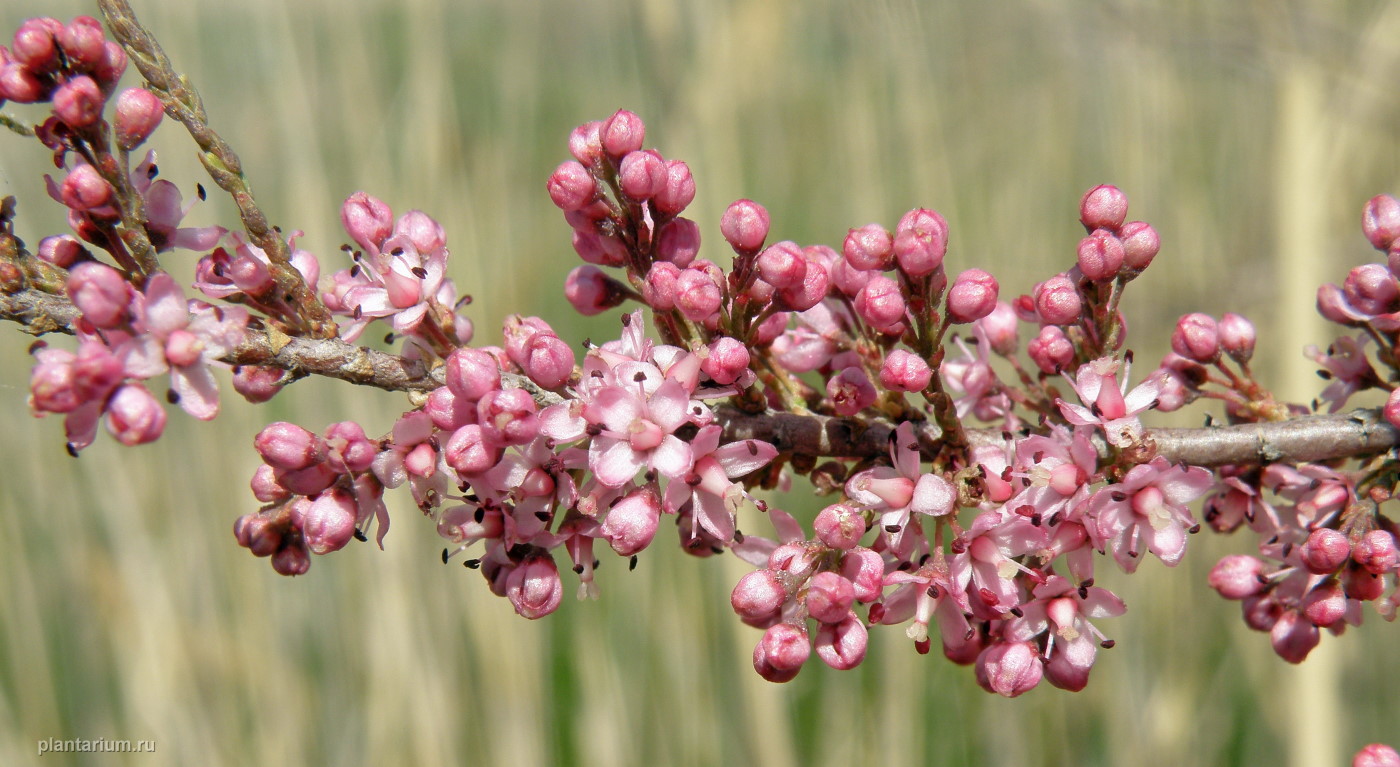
(653, 160, 696, 215)
(0, 62, 46, 103)
(1079, 184, 1128, 231)
(547, 160, 596, 211)
(66, 261, 130, 328)
(756, 241, 807, 290)
(570, 229, 626, 267)
(1118, 220, 1160, 270)
(105, 383, 166, 446)
(271, 541, 312, 576)
(52, 74, 104, 128)
(879, 349, 932, 393)
(813, 503, 866, 549)
(235, 511, 281, 555)
(827, 367, 877, 416)
(603, 486, 662, 556)
(720, 199, 770, 254)
(776, 257, 829, 312)
(600, 109, 645, 158)
(567, 120, 604, 167)
(60, 163, 113, 211)
(674, 265, 723, 322)
(303, 488, 358, 555)
(731, 569, 787, 622)
(753, 623, 809, 682)
(323, 420, 377, 474)
(1027, 325, 1075, 374)
(255, 421, 326, 471)
(476, 388, 539, 446)
(1208, 554, 1266, 599)
(114, 87, 164, 150)
(617, 149, 667, 201)
(93, 41, 127, 91)
(1033, 275, 1081, 325)
(1170, 312, 1220, 363)
(1363, 194, 1400, 251)
(341, 192, 394, 253)
(1353, 529, 1399, 575)
(701, 337, 750, 386)
(977, 301, 1019, 356)
(976, 641, 1043, 697)
(892, 208, 948, 277)
(805, 571, 855, 624)
(655, 217, 700, 267)
(564, 264, 626, 316)
(814, 614, 868, 670)
(842, 223, 893, 271)
(829, 256, 873, 297)
(1355, 745, 1400, 767)
(12, 18, 63, 70)
(854, 274, 906, 331)
(1343, 263, 1399, 315)
(521, 332, 575, 389)
(841, 548, 884, 602)
(1217, 312, 1256, 363)
(444, 424, 499, 475)
(1269, 610, 1319, 663)
(1301, 581, 1348, 627)
(947, 268, 999, 322)
(397, 210, 446, 253)
(1076, 229, 1125, 281)
(506, 554, 564, 619)
(58, 16, 106, 69)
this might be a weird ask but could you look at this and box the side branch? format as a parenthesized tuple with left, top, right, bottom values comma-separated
(5, 285, 1397, 466)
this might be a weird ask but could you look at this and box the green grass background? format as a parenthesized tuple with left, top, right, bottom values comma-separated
(2, 1, 1399, 765)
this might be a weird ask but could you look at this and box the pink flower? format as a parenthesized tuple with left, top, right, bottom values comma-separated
(1056, 356, 1164, 447)
(663, 424, 778, 544)
(1004, 575, 1125, 691)
(584, 375, 695, 487)
(845, 422, 955, 551)
(1086, 456, 1213, 573)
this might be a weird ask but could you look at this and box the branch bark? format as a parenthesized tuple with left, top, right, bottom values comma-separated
(4, 284, 1396, 467)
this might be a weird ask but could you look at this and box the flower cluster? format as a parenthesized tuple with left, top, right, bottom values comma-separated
(6, 4, 1400, 715)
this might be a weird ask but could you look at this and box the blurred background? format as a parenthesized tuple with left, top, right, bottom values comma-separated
(2, 1, 1399, 765)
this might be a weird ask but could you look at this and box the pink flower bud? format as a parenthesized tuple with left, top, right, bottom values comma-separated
(444, 423, 499, 475)
(643, 261, 681, 311)
(564, 264, 627, 316)
(1363, 195, 1400, 251)
(1079, 184, 1128, 231)
(66, 261, 130, 328)
(0, 62, 46, 103)
(978, 301, 1019, 356)
(93, 41, 127, 91)
(503, 315, 553, 366)
(1032, 274, 1081, 325)
(603, 486, 662, 556)
(600, 109, 646, 158)
(1076, 229, 1125, 282)
(303, 488, 358, 555)
(568, 120, 604, 167)
(37, 234, 82, 268)
(228, 252, 273, 295)
(1316, 283, 1355, 325)
(1217, 312, 1256, 363)
(756, 241, 807, 290)
(655, 217, 700, 267)
(617, 149, 667, 201)
(547, 160, 596, 211)
(1353, 530, 1398, 575)
(396, 210, 446, 254)
(323, 420, 377, 474)
(477, 388, 539, 446)
(674, 265, 723, 322)
(892, 208, 948, 277)
(271, 542, 312, 576)
(1118, 220, 1160, 270)
(1301, 581, 1348, 627)
(506, 554, 564, 619)
(448, 348, 504, 403)
(522, 332, 575, 389)
(701, 337, 750, 385)
(879, 349, 932, 392)
(1269, 610, 1319, 663)
(753, 623, 810, 682)
(653, 160, 696, 215)
(1208, 554, 1266, 599)
(274, 463, 337, 497)
(815, 614, 868, 670)
(1027, 325, 1074, 374)
(227, 365, 284, 404)
(105, 383, 166, 446)
(1344, 263, 1399, 315)
(805, 571, 855, 624)
(256, 421, 327, 471)
(12, 18, 63, 70)
(854, 274, 906, 331)
(58, 16, 106, 69)
(752, 311, 790, 346)
(1354, 744, 1400, 767)
(341, 192, 394, 253)
(827, 367, 877, 416)
(776, 258, 829, 312)
(947, 268, 999, 322)
(829, 256, 873, 297)
(720, 199, 770, 254)
(1299, 528, 1351, 574)
(423, 386, 474, 432)
(113, 87, 164, 150)
(731, 569, 788, 622)
(976, 641, 1043, 697)
(1344, 566, 1386, 601)
(1170, 312, 1220, 363)
(60, 163, 113, 211)
(52, 74, 104, 128)
(570, 228, 626, 267)
(813, 503, 865, 549)
(841, 548, 884, 602)
(843, 223, 893, 271)
(235, 511, 281, 556)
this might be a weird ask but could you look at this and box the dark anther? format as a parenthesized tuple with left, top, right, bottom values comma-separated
(686, 473, 703, 486)
(621, 313, 632, 326)
(354, 529, 368, 543)
(733, 530, 745, 543)
(473, 507, 485, 524)
(66, 442, 79, 458)
(1188, 523, 1200, 534)
(196, 182, 207, 200)
(166, 389, 180, 404)
(1078, 583, 1089, 599)
(885, 524, 901, 533)
(412, 266, 428, 279)
(1110, 491, 1127, 502)
(441, 548, 449, 564)
(428, 435, 440, 451)
(586, 423, 604, 437)
(1009, 607, 1024, 618)
(463, 559, 481, 569)
(390, 247, 405, 257)
(748, 442, 758, 455)
(629, 555, 639, 571)
(1100, 639, 1116, 649)
(384, 333, 395, 344)
(927, 585, 940, 598)
(535, 511, 550, 521)
(573, 563, 585, 574)
(353, 305, 363, 320)
(633, 371, 648, 382)
(147, 163, 159, 178)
